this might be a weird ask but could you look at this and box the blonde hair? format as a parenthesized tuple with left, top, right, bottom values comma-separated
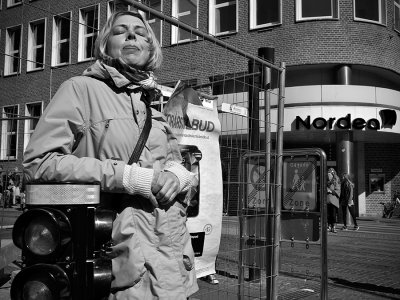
(94, 11, 163, 71)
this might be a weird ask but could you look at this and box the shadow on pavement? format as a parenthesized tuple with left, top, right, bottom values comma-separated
(330, 277, 400, 296)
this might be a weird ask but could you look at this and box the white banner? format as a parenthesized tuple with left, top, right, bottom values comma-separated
(163, 87, 223, 278)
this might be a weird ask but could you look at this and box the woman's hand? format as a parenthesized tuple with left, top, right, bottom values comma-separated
(151, 171, 180, 206)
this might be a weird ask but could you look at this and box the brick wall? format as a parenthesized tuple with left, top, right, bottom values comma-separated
(160, 0, 400, 83)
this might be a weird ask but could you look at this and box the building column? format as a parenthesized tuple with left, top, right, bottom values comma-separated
(356, 142, 366, 216)
(336, 131, 354, 177)
(336, 131, 355, 224)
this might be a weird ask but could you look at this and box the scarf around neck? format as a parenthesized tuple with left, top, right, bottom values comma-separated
(102, 57, 161, 107)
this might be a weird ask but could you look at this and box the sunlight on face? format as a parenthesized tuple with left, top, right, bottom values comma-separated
(106, 15, 151, 69)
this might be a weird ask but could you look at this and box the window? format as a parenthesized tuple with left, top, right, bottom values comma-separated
(107, 1, 115, 19)
(79, 5, 99, 62)
(249, 0, 281, 29)
(209, 0, 237, 36)
(24, 102, 42, 150)
(4, 25, 22, 76)
(1, 105, 19, 160)
(141, 0, 162, 45)
(52, 12, 71, 66)
(27, 19, 46, 72)
(150, 95, 169, 111)
(296, 0, 338, 21)
(395, 0, 400, 32)
(172, 0, 198, 44)
(369, 173, 385, 193)
(354, 0, 386, 25)
(7, 0, 22, 7)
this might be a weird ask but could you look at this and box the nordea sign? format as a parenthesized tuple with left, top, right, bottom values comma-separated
(296, 114, 380, 130)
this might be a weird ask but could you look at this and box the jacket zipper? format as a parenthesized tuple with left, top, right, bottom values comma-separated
(98, 119, 111, 157)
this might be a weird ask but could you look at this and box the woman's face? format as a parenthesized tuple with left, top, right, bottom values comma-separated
(328, 173, 333, 181)
(106, 15, 151, 69)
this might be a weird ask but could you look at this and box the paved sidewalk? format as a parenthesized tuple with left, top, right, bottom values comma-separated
(0, 214, 399, 299)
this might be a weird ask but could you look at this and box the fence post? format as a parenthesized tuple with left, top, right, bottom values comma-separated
(259, 47, 275, 300)
(271, 62, 286, 300)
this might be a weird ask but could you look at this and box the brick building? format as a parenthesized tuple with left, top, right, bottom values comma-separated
(0, 0, 399, 216)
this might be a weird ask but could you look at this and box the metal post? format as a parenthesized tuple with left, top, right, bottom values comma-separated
(238, 157, 246, 300)
(247, 57, 261, 283)
(248, 60, 260, 152)
(271, 62, 285, 300)
(259, 47, 275, 300)
(320, 152, 328, 300)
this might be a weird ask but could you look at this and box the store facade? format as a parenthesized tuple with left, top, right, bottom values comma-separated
(276, 84, 400, 217)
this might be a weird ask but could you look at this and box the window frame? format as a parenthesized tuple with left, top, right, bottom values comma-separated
(140, 0, 163, 46)
(1, 105, 19, 160)
(171, 0, 199, 44)
(395, 0, 400, 32)
(52, 12, 72, 67)
(6, 0, 22, 8)
(296, 0, 339, 21)
(78, 4, 100, 62)
(209, 0, 238, 36)
(27, 18, 46, 72)
(24, 102, 43, 151)
(4, 24, 22, 76)
(107, 0, 115, 19)
(353, 0, 387, 25)
(249, 0, 282, 30)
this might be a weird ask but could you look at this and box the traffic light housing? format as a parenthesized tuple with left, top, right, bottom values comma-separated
(11, 183, 116, 300)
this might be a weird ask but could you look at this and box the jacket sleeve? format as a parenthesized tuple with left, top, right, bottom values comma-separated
(23, 78, 125, 192)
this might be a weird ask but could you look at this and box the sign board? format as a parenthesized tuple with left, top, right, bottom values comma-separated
(282, 156, 317, 211)
(245, 158, 270, 209)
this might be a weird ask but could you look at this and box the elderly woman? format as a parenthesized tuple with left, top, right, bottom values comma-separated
(23, 11, 198, 299)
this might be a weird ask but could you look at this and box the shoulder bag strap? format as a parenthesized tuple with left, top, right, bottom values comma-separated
(128, 106, 152, 165)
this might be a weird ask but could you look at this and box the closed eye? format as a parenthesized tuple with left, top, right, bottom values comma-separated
(112, 25, 128, 35)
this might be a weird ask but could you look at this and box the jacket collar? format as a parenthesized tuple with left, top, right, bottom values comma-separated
(82, 60, 141, 90)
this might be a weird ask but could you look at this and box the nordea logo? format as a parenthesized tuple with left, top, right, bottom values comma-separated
(295, 114, 380, 130)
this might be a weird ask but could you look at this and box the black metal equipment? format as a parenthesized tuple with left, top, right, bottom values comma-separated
(11, 183, 116, 300)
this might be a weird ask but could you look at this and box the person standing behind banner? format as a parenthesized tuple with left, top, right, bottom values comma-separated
(339, 173, 359, 231)
(327, 168, 340, 233)
(23, 10, 198, 299)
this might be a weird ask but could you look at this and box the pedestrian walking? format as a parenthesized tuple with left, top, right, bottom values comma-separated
(23, 10, 198, 299)
(327, 168, 340, 233)
(339, 173, 359, 231)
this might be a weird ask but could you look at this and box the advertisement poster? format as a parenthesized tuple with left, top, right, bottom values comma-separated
(163, 86, 223, 278)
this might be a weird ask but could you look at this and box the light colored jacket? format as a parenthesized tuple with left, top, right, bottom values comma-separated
(23, 61, 198, 299)
(23, 61, 182, 188)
